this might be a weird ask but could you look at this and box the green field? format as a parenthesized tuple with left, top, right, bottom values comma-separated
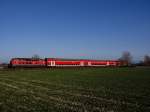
(0, 68, 150, 112)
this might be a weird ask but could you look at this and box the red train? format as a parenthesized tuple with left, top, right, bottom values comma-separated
(10, 58, 127, 67)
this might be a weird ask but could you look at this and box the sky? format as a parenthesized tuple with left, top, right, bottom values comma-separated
(0, 0, 150, 62)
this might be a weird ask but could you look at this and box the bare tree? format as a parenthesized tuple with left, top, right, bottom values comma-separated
(144, 55, 150, 66)
(119, 51, 132, 65)
(32, 54, 40, 59)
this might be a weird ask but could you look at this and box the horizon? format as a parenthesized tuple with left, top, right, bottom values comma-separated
(1, 0, 150, 63)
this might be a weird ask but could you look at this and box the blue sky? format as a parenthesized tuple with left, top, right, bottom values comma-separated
(0, 0, 150, 62)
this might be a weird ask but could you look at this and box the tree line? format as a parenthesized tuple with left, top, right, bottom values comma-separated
(119, 51, 150, 66)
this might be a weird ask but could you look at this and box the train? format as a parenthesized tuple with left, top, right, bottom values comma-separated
(9, 58, 127, 68)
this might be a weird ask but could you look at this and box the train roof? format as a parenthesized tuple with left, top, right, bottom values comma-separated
(11, 58, 44, 61)
(11, 57, 125, 62)
(45, 58, 120, 61)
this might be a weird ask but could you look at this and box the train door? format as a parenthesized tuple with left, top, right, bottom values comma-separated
(51, 61, 55, 66)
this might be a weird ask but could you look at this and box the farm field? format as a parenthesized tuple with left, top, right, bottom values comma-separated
(0, 68, 150, 112)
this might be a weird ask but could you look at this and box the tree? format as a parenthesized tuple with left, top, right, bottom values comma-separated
(144, 55, 150, 66)
(119, 51, 132, 65)
(32, 54, 40, 59)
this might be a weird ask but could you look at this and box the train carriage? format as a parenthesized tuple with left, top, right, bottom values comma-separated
(45, 58, 125, 67)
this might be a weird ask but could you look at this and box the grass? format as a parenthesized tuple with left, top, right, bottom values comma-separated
(0, 67, 150, 112)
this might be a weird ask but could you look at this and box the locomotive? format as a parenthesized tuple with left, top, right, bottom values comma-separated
(10, 58, 127, 68)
